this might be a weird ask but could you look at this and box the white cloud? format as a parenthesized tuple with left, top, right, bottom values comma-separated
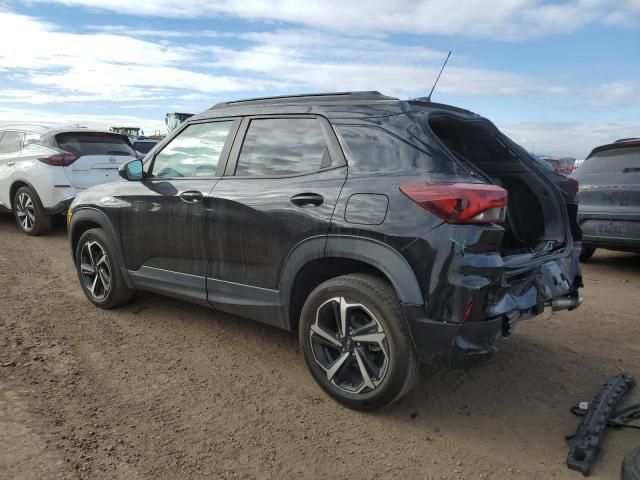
(501, 121, 640, 158)
(0, 105, 165, 136)
(586, 81, 640, 108)
(206, 29, 563, 97)
(32, 0, 640, 39)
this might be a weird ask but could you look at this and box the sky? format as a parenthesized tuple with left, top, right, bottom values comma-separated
(0, 0, 639, 158)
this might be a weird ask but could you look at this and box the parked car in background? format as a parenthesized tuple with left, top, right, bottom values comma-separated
(68, 91, 583, 410)
(573, 138, 640, 261)
(131, 138, 158, 157)
(0, 125, 138, 235)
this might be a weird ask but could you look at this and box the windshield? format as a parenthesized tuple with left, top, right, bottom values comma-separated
(56, 132, 136, 157)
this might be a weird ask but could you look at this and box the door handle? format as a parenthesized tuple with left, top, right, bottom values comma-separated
(7, 161, 15, 166)
(291, 193, 324, 207)
(179, 191, 204, 204)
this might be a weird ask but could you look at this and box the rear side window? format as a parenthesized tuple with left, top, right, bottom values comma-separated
(132, 141, 157, 154)
(0, 131, 25, 154)
(152, 121, 234, 178)
(578, 147, 640, 175)
(56, 132, 136, 157)
(235, 118, 331, 177)
(337, 125, 453, 176)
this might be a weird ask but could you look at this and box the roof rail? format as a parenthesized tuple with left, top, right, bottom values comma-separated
(209, 91, 397, 109)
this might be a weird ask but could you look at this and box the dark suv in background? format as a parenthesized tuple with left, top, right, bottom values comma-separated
(573, 138, 640, 261)
(68, 92, 583, 410)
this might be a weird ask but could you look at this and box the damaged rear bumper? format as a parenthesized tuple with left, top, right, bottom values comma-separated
(403, 247, 583, 365)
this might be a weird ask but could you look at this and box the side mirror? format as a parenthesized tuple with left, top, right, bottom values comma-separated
(119, 159, 144, 181)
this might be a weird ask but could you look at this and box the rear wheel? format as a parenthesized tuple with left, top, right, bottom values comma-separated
(580, 246, 596, 262)
(13, 186, 52, 235)
(75, 228, 135, 308)
(299, 274, 418, 410)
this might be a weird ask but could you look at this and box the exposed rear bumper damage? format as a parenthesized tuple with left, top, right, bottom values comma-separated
(402, 247, 583, 365)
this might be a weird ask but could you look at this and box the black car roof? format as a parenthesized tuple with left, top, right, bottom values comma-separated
(193, 91, 477, 121)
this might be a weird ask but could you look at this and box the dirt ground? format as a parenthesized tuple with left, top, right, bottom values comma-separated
(1, 214, 638, 480)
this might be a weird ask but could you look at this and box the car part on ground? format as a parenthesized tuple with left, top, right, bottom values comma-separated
(622, 448, 640, 480)
(573, 139, 640, 256)
(68, 91, 583, 409)
(566, 372, 636, 476)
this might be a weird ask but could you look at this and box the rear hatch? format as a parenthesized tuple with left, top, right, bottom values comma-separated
(573, 143, 640, 241)
(424, 114, 573, 263)
(56, 132, 137, 189)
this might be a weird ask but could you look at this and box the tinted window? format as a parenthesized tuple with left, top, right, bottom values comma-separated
(235, 118, 330, 177)
(0, 131, 25, 154)
(132, 141, 157, 154)
(56, 132, 136, 157)
(337, 125, 451, 175)
(577, 147, 640, 175)
(152, 121, 233, 178)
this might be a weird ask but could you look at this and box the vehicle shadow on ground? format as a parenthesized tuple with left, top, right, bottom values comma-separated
(0, 212, 68, 234)
(585, 250, 640, 272)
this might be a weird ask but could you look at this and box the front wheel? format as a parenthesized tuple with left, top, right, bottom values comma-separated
(75, 228, 135, 308)
(299, 274, 419, 410)
(13, 186, 52, 235)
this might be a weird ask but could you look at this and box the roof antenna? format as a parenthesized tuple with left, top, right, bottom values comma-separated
(426, 50, 452, 102)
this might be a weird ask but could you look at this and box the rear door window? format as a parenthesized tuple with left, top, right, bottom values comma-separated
(56, 132, 136, 157)
(235, 118, 331, 177)
(151, 121, 235, 178)
(0, 131, 25, 154)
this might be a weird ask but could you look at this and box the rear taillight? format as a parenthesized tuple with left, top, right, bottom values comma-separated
(38, 152, 79, 167)
(400, 182, 508, 224)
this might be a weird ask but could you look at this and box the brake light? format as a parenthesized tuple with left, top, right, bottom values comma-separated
(38, 152, 79, 166)
(400, 182, 508, 224)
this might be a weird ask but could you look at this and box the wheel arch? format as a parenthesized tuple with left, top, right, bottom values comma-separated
(281, 236, 424, 332)
(69, 208, 134, 289)
(9, 179, 37, 209)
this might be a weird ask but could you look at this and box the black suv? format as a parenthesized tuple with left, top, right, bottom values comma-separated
(573, 138, 640, 261)
(68, 92, 583, 410)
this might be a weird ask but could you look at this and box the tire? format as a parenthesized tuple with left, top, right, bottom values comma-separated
(622, 448, 640, 480)
(580, 246, 596, 262)
(13, 186, 52, 235)
(75, 228, 135, 308)
(299, 273, 419, 410)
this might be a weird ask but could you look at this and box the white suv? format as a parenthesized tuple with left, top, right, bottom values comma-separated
(0, 125, 138, 235)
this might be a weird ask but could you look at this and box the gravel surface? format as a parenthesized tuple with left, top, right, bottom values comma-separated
(1, 214, 638, 479)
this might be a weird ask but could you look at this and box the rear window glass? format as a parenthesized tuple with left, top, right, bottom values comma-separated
(132, 141, 157, 154)
(337, 125, 453, 175)
(577, 147, 639, 175)
(56, 132, 136, 157)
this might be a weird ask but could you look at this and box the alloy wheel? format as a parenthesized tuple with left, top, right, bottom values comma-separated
(15, 192, 35, 231)
(309, 297, 389, 394)
(79, 240, 112, 301)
